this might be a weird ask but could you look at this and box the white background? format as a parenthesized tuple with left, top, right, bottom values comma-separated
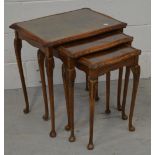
(4, 0, 151, 89)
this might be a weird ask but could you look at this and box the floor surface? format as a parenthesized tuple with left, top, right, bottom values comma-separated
(5, 79, 151, 155)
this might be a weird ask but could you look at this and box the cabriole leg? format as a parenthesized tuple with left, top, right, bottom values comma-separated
(129, 65, 140, 131)
(14, 31, 29, 114)
(105, 72, 111, 114)
(45, 56, 56, 137)
(65, 67, 76, 142)
(37, 50, 49, 121)
(85, 74, 89, 91)
(62, 64, 71, 131)
(122, 67, 130, 120)
(95, 78, 100, 101)
(87, 78, 97, 150)
(117, 67, 123, 111)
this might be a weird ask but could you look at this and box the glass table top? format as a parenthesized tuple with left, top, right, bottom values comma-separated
(11, 8, 126, 46)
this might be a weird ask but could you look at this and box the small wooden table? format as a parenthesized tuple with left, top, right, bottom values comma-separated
(61, 44, 141, 149)
(10, 8, 127, 139)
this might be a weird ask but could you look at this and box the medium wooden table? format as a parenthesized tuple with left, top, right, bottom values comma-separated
(10, 8, 127, 140)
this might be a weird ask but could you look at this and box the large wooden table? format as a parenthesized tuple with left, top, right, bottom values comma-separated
(10, 8, 127, 140)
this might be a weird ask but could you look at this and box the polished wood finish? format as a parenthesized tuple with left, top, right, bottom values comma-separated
(129, 65, 140, 131)
(55, 33, 131, 141)
(87, 79, 97, 150)
(117, 67, 123, 111)
(122, 67, 130, 120)
(59, 33, 132, 58)
(10, 9, 132, 146)
(85, 74, 89, 91)
(10, 8, 126, 47)
(65, 64, 76, 142)
(45, 49, 56, 137)
(14, 31, 29, 114)
(62, 64, 71, 131)
(95, 78, 99, 101)
(85, 75, 99, 101)
(78, 46, 140, 69)
(105, 72, 111, 114)
(72, 45, 141, 149)
(37, 50, 49, 121)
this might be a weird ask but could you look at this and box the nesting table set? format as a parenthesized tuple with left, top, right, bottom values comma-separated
(10, 8, 141, 150)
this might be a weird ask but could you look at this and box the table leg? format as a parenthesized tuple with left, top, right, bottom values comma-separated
(85, 74, 89, 91)
(117, 67, 123, 111)
(122, 67, 130, 120)
(105, 72, 111, 114)
(14, 31, 29, 114)
(87, 78, 97, 150)
(95, 78, 99, 101)
(129, 65, 140, 131)
(65, 66, 76, 142)
(45, 56, 56, 137)
(37, 50, 49, 121)
(86, 75, 99, 101)
(62, 64, 71, 131)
